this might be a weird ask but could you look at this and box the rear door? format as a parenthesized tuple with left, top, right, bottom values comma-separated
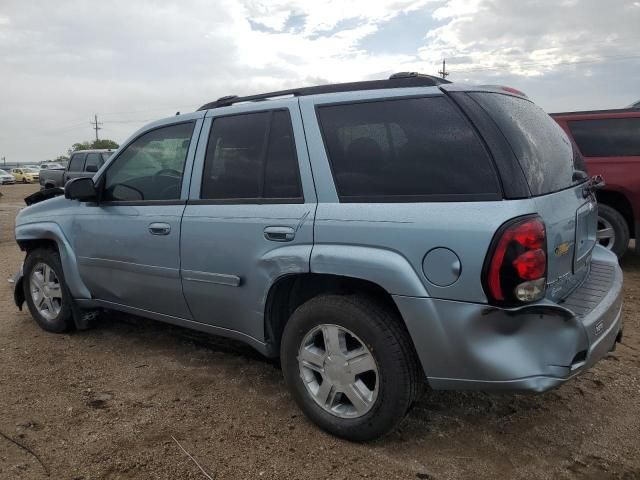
(467, 91, 595, 300)
(180, 100, 316, 342)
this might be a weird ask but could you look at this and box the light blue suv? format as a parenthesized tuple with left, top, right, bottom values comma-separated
(14, 73, 623, 441)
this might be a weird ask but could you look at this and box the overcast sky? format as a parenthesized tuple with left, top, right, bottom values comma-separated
(1, 0, 639, 163)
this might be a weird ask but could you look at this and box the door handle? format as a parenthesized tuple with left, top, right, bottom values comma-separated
(264, 226, 295, 242)
(148, 222, 171, 235)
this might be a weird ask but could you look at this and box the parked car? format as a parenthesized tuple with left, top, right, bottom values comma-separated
(13, 74, 623, 441)
(40, 150, 113, 189)
(11, 167, 40, 184)
(39, 163, 66, 170)
(0, 169, 16, 184)
(552, 106, 640, 258)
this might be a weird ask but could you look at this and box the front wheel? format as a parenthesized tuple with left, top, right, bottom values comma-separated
(23, 248, 74, 333)
(281, 294, 422, 441)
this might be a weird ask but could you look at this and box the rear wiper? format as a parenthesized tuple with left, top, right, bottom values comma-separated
(582, 174, 605, 198)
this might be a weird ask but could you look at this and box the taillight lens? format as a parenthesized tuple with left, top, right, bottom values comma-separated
(484, 216, 547, 305)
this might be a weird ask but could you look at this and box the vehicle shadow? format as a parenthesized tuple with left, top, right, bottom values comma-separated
(87, 309, 270, 365)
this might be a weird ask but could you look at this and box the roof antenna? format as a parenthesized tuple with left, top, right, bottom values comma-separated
(175, 111, 180, 116)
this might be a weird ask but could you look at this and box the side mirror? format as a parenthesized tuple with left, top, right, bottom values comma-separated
(85, 164, 98, 173)
(65, 177, 97, 202)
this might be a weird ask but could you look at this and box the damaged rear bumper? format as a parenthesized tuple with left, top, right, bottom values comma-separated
(394, 245, 623, 392)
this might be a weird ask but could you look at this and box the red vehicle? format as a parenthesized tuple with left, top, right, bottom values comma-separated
(552, 107, 640, 258)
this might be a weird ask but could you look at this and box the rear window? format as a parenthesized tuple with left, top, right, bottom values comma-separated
(317, 96, 500, 202)
(470, 93, 585, 196)
(568, 118, 640, 157)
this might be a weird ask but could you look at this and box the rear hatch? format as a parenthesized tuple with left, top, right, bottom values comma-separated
(467, 91, 596, 301)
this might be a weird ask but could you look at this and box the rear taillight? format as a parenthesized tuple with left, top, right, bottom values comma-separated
(484, 216, 547, 305)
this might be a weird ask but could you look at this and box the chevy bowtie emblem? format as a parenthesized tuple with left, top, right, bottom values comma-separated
(555, 242, 570, 257)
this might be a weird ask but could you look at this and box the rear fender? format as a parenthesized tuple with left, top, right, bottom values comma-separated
(310, 245, 430, 297)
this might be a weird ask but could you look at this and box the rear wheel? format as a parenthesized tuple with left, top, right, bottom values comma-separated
(597, 204, 629, 259)
(23, 248, 74, 333)
(281, 294, 422, 441)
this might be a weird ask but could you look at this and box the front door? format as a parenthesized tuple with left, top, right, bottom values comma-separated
(180, 102, 316, 342)
(72, 117, 203, 318)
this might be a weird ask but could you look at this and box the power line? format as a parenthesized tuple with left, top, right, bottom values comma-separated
(449, 53, 640, 75)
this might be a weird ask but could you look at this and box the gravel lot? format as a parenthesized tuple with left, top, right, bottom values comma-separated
(1, 183, 639, 480)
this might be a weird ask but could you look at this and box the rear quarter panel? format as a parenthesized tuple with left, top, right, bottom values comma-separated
(299, 88, 539, 302)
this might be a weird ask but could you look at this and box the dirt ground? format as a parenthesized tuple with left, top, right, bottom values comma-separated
(0, 183, 638, 480)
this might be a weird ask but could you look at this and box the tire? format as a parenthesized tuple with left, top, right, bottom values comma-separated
(597, 204, 629, 259)
(23, 248, 74, 333)
(22, 178, 28, 184)
(281, 294, 422, 442)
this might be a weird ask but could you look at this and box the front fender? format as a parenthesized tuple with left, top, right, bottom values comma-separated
(310, 245, 430, 297)
(16, 222, 92, 300)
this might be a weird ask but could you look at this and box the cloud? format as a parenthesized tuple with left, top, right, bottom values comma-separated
(0, 0, 638, 162)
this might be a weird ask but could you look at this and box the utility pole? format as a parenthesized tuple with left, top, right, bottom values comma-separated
(438, 59, 449, 80)
(90, 114, 103, 142)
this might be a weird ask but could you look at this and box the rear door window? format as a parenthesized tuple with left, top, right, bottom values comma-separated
(470, 93, 585, 196)
(316, 96, 500, 202)
(201, 110, 302, 201)
(568, 118, 640, 157)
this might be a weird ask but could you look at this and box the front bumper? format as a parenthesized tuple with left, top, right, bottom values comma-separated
(394, 245, 623, 392)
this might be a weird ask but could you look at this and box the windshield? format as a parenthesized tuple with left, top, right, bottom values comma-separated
(42, 163, 63, 169)
(470, 92, 587, 196)
(0, 169, 8, 175)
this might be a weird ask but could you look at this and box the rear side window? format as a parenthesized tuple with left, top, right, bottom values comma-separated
(68, 153, 85, 172)
(470, 93, 584, 196)
(201, 110, 302, 201)
(317, 96, 500, 202)
(568, 118, 640, 157)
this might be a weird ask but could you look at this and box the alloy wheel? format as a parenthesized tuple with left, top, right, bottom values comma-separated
(597, 215, 615, 250)
(298, 324, 379, 418)
(30, 262, 63, 321)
